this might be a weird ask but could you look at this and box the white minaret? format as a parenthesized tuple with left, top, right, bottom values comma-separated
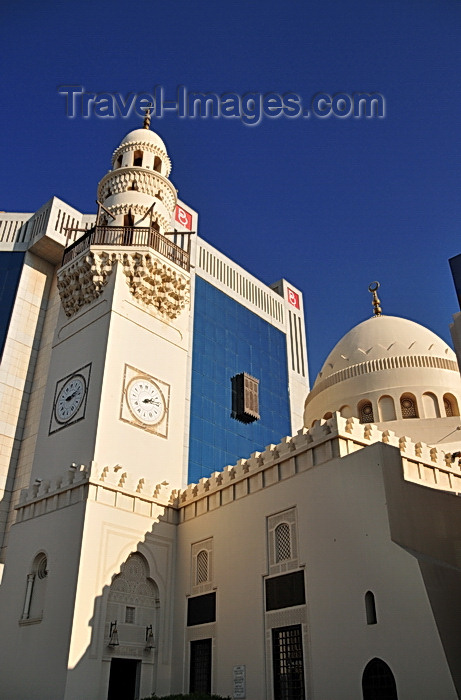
(0, 123, 191, 700)
(30, 120, 192, 489)
(98, 111, 176, 233)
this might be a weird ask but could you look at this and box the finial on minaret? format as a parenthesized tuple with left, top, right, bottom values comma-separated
(368, 281, 382, 317)
(143, 104, 152, 130)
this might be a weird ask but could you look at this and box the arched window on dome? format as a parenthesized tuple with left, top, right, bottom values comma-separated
(154, 156, 162, 173)
(133, 150, 143, 167)
(358, 400, 374, 424)
(400, 393, 418, 419)
(362, 658, 398, 699)
(444, 393, 460, 417)
(422, 392, 440, 419)
(378, 395, 396, 422)
(340, 405, 352, 418)
(115, 154, 122, 169)
(323, 412, 333, 420)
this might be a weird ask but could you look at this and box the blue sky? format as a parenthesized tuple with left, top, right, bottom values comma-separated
(2, 0, 461, 384)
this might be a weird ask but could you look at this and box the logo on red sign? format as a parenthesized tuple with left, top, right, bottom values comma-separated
(175, 205, 192, 230)
(287, 288, 300, 309)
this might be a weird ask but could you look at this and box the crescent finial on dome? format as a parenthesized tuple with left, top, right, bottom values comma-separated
(143, 104, 152, 130)
(368, 281, 382, 317)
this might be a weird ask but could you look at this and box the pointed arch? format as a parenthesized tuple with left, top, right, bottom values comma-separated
(362, 658, 398, 699)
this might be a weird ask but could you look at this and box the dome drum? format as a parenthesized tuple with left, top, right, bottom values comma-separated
(304, 315, 461, 448)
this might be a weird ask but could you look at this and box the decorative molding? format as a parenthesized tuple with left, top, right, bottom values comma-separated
(57, 250, 190, 319)
(308, 354, 459, 402)
(98, 168, 176, 212)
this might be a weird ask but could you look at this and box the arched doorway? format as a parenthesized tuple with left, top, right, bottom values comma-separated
(105, 553, 159, 700)
(362, 658, 398, 700)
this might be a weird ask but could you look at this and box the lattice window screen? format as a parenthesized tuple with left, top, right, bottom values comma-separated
(192, 539, 213, 593)
(268, 509, 298, 574)
(401, 396, 417, 418)
(359, 402, 374, 423)
(196, 550, 209, 584)
(275, 524, 291, 562)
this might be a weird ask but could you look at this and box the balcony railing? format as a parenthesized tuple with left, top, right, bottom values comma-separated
(61, 226, 191, 271)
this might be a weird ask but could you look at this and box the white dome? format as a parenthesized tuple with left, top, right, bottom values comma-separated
(304, 315, 461, 442)
(315, 315, 455, 385)
(119, 128, 167, 152)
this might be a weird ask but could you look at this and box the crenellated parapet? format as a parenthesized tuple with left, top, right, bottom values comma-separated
(15, 413, 461, 527)
(57, 250, 190, 319)
(175, 412, 461, 518)
(15, 462, 177, 524)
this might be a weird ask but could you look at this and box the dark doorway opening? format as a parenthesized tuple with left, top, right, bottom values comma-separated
(190, 638, 212, 693)
(272, 625, 305, 700)
(362, 658, 398, 700)
(107, 658, 140, 700)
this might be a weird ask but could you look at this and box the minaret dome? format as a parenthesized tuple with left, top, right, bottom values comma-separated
(96, 124, 176, 233)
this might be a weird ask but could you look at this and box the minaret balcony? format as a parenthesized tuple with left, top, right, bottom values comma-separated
(61, 225, 190, 271)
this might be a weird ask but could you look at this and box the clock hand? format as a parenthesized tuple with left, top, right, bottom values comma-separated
(142, 398, 159, 405)
(65, 390, 79, 401)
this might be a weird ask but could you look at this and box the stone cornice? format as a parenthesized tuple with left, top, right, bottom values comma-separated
(57, 250, 190, 319)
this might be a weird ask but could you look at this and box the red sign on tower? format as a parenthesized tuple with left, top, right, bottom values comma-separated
(287, 288, 300, 309)
(175, 205, 192, 230)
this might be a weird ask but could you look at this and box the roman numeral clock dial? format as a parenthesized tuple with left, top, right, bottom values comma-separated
(120, 365, 170, 437)
(127, 378, 165, 425)
(56, 376, 85, 423)
(49, 364, 91, 434)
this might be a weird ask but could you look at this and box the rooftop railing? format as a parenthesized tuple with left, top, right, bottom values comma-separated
(61, 226, 191, 271)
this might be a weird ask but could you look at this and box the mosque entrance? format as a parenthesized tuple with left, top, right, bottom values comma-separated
(107, 658, 140, 700)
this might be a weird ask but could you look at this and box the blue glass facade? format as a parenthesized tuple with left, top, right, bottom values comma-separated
(188, 276, 291, 483)
(0, 253, 24, 360)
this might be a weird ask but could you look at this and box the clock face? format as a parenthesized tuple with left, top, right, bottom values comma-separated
(55, 375, 86, 424)
(126, 377, 165, 425)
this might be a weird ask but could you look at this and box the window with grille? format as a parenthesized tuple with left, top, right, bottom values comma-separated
(125, 606, 135, 624)
(359, 401, 374, 423)
(196, 550, 209, 584)
(444, 397, 454, 417)
(275, 523, 291, 562)
(190, 638, 212, 694)
(272, 625, 305, 700)
(192, 539, 213, 593)
(268, 509, 298, 573)
(231, 372, 260, 423)
(400, 395, 417, 418)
